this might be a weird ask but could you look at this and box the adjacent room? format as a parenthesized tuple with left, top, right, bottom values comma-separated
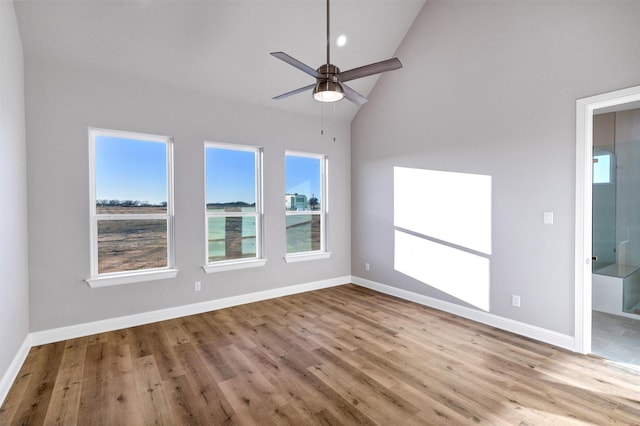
(1, 0, 640, 424)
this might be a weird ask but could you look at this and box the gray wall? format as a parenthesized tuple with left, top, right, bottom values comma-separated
(352, 1, 640, 335)
(25, 57, 351, 331)
(0, 1, 30, 379)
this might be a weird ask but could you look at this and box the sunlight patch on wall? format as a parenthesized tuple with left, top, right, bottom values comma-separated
(394, 167, 492, 311)
(394, 167, 491, 255)
(394, 231, 490, 311)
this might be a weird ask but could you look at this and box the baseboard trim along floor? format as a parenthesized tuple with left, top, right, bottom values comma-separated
(1, 275, 577, 407)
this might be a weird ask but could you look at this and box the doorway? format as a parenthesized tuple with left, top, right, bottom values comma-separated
(575, 84, 640, 356)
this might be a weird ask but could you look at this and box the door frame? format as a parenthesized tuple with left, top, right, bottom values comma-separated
(575, 84, 640, 354)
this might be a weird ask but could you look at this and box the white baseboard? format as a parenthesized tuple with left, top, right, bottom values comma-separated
(3, 274, 575, 408)
(0, 335, 31, 407)
(351, 276, 575, 351)
(1, 276, 348, 407)
(30, 276, 350, 347)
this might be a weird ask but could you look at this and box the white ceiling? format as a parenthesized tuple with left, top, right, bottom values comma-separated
(14, 0, 425, 122)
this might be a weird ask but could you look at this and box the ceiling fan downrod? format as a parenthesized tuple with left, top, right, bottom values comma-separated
(326, 0, 331, 66)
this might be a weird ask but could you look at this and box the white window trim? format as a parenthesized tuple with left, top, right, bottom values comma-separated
(284, 151, 329, 262)
(284, 252, 331, 263)
(87, 128, 176, 287)
(202, 258, 267, 273)
(204, 141, 265, 272)
(87, 269, 178, 288)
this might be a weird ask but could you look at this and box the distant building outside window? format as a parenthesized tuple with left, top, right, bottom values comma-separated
(285, 152, 327, 256)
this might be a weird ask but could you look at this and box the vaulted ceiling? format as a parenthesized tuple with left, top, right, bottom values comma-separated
(15, 0, 425, 122)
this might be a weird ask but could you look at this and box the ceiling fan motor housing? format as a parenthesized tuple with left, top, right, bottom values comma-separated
(317, 64, 340, 83)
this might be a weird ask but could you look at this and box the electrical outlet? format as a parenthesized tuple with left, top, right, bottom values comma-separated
(365, 263, 370, 271)
(195, 281, 202, 292)
(512, 295, 521, 308)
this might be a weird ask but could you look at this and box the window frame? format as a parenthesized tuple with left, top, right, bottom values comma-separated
(203, 141, 266, 273)
(284, 150, 331, 262)
(87, 128, 177, 287)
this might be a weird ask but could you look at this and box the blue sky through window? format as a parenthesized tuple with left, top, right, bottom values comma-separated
(286, 155, 321, 203)
(96, 139, 321, 206)
(95, 136, 167, 204)
(206, 147, 256, 204)
(593, 154, 612, 184)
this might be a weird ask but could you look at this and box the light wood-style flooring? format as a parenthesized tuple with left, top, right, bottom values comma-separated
(2, 284, 640, 425)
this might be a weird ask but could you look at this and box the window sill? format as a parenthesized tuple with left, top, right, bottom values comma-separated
(284, 252, 332, 263)
(203, 258, 267, 273)
(86, 268, 178, 288)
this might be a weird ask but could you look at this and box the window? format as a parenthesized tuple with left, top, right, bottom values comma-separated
(88, 128, 176, 287)
(285, 152, 330, 261)
(593, 152, 615, 184)
(204, 142, 265, 272)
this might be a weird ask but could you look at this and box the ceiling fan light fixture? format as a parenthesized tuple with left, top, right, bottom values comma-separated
(313, 80, 344, 102)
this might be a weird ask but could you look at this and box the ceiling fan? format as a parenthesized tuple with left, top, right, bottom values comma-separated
(270, 0, 402, 105)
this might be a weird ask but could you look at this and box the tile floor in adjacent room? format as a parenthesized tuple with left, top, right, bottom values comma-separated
(592, 310, 640, 368)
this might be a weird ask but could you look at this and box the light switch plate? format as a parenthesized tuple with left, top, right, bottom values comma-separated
(543, 212, 554, 225)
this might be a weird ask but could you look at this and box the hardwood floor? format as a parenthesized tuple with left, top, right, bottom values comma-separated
(2, 284, 640, 425)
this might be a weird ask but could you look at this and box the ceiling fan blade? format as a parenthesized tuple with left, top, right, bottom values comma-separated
(273, 83, 316, 100)
(341, 83, 368, 105)
(270, 52, 321, 79)
(337, 58, 403, 83)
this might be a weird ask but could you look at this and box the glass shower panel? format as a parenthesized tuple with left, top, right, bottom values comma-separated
(592, 149, 616, 272)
